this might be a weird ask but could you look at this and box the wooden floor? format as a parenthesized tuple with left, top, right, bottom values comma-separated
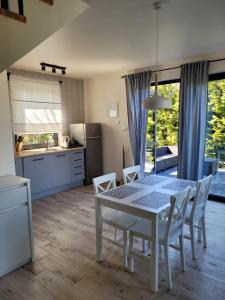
(0, 186, 225, 300)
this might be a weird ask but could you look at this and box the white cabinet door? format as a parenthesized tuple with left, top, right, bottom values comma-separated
(0, 205, 31, 275)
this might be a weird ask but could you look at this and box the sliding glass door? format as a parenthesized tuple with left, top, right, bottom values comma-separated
(145, 76, 225, 199)
(145, 82, 180, 176)
(205, 78, 225, 198)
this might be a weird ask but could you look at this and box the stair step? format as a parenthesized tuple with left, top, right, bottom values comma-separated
(0, 7, 26, 23)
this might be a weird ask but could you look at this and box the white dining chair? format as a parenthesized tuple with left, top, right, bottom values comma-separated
(128, 188, 191, 290)
(122, 165, 148, 252)
(93, 172, 140, 268)
(122, 165, 141, 184)
(184, 175, 212, 260)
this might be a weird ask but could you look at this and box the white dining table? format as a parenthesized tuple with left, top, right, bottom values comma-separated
(95, 174, 196, 293)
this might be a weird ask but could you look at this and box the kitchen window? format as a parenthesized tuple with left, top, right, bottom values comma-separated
(16, 133, 59, 150)
(10, 75, 62, 134)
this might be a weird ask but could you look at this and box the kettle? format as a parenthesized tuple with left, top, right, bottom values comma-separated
(61, 136, 71, 148)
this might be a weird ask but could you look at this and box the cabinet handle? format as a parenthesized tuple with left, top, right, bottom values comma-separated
(56, 154, 66, 158)
(74, 165, 82, 168)
(32, 158, 44, 161)
(74, 172, 82, 175)
(73, 159, 82, 162)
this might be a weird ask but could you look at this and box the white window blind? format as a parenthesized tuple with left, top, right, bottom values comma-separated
(10, 75, 62, 133)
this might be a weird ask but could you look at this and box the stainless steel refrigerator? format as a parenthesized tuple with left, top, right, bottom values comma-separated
(70, 123, 103, 185)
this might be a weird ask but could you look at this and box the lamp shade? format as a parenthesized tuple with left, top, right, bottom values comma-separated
(142, 91, 172, 110)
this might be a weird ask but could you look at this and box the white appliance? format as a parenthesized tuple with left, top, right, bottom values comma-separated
(61, 136, 70, 148)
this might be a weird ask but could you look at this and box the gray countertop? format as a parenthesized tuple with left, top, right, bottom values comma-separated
(15, 146, 85, 159)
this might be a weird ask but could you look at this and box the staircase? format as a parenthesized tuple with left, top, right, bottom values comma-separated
(0, 0, 89, 72)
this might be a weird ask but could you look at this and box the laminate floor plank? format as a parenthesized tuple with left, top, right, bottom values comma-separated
(0, 186, 224, 299)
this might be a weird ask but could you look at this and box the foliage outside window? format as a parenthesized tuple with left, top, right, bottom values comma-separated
(206, 79, 225, 166)
(146, 83, 180, 165)
(146, 79, 225, 168)
(19, 133, 58, 150)
(146, 83, 180, 147)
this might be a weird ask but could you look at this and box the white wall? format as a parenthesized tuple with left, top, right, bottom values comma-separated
(0, 71, 15, 176)
(85, 73, 132, 180)
(0, 0, 89, 72)
(84, 56, 225, 180)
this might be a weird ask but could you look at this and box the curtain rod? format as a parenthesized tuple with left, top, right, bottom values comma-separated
(121, 57, 225, 78)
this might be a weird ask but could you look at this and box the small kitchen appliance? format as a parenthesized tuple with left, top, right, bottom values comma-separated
(61, 136, 71, 148)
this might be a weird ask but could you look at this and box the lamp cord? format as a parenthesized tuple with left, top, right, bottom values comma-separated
(156, 5, 159, 66)
(154, 1, 161, 92)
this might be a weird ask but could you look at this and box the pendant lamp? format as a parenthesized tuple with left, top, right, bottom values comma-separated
(143, 1, 172, 110)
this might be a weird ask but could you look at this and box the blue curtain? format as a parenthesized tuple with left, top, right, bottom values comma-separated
(178, 61, 209, 181)
(125, 71, 152, 175)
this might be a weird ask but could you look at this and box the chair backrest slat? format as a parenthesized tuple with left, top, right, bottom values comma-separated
(165, 188, 191, 241)
(93, 172, 117, 195)
(190, 175, 212, 219)
(123, 165, 141, 184)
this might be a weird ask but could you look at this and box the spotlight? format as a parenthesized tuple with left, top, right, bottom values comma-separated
(40, 63, 66, 74)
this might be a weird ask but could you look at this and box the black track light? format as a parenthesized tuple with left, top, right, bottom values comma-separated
(41, 63, 66, 75)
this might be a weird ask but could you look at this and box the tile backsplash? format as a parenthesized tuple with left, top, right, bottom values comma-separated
(60, 77, 84, 135)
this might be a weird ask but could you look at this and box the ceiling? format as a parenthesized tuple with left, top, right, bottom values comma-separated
(13, 0, 225, 78)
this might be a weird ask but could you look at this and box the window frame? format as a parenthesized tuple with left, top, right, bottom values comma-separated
(150, 71, 225, 87)
(147, 72, 225, 150)
(15, 133, 59, 150)
(10, 75, 62, 135)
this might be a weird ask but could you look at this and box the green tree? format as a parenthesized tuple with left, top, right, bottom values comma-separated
(206, 79, 225, 166)
(146, 79, 225, 167)
(146, 83, 179, 163)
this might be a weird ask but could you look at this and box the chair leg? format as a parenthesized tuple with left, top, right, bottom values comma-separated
(190, 223, 196, 260)
(114, 228, 119, 243)
(159, 244, 164, 259)
(179, 234, 185, 272)
(164, 244, 172, 290)
(123, 229, 128, 269)
(198, 219, 202, 243)
(142, 239, 146, 253)
(128, 232, 134, 272)
(202, 216, 207, 248)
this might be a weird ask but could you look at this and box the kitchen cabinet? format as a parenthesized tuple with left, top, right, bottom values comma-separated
(52, 152, 71, 187)
(15, 157, 23, 177)
(21, 148, 85, 200)
(0, 176, 34, 276)
(23, 154, 52, 194)
(70, 150, 85, 182)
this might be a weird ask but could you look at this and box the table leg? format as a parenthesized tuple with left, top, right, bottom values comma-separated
(95, 198, 103, 262)
(151, 214, 159, 293)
